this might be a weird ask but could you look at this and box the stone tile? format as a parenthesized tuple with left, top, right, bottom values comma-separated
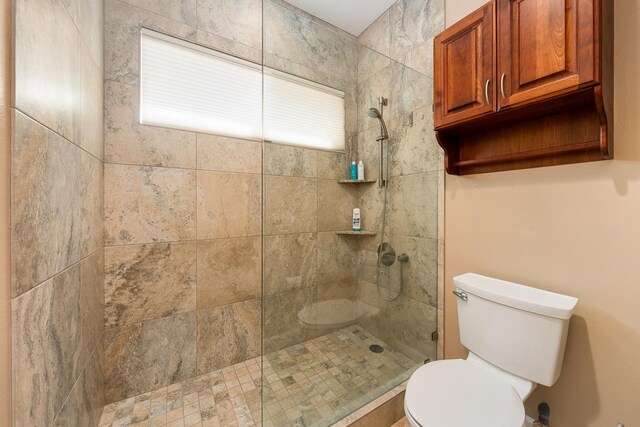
(105, 312, 197, 402)
(196, 30, 262, 64)
(316, 232, 357, 285)
(80, 250, 105, 371)
(263, 144, 317, 178)
(389, 61, 433, 123)
(264, 176, 317, 235)
(357, 64, 391, 133)
(62, 0, 104, 67)
(196, 171, 261, 239)
(197, 134, 261, 174)
(123, 0, 196, 25)
(107, 325, 418, 427)
(389, 295, 437, 363)
(264, 233, 317, 295)
(105, 81, 197, 168)
(398, 38, 435, 79)
(54, 346, 105, 427)
(196, 0, 262, 50)
(104, 164, 196, 245)
(11, 112, 81, 296)
(387, 171, 438, 239)
(105, 0, 197, 84)
(357, 280, 390, 342)
(389, 0, 444, 61)
(79, 42, 104, 160)
(388, 235, 438, 307)
(388, 106, 439, 177)
(317, 150, 349, 180)
(15, 0, 80, 143)
(345, 87, 359, 134)
(80, 150, 104, 258)
(357, 45, 391, 83)
(264, 288, 314, 353)
(357, 180, 385, 236)
(13, 265, 81, 426)
(264, 0, 358, 83)
(317, 279, 357, 302)
(105, 242, 197, 327)
(317, 180, 357, 232)
(263, 51, 340, 89)
(269, 0, 357, 41)
(356, 246, 381, 286)
(357, 125, 387, 184)
(197, 237, 261, 308)
(196, 299, 261, 373)
(357, 10, 390, 57)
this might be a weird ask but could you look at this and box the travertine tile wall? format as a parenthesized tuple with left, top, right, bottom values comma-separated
(355, 0, 445, 363)
(102, 0, 444, 404)
(10, 0, 106, 425)
(102, 0, 263, 403)
(262, 0, 361, 353)
(102, 0, 361, 402)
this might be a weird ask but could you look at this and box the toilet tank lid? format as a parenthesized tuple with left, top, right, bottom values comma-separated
(454, 273, 578, 320)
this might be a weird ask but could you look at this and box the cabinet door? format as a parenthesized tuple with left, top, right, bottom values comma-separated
(497, 0, 596, 108)
(434, 2, 496, 128)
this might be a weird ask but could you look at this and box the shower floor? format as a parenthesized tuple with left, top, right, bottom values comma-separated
(98, 325, 418, 427)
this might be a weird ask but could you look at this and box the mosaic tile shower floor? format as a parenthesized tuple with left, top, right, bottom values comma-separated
(99, 325, 419, 427)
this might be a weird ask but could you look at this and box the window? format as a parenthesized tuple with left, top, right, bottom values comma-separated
(263, 69, 345, 151)
(140, 29, 345, 151)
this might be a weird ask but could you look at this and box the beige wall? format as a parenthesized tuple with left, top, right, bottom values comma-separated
(0, 0, 11, 424)
(444, 0, 640, 426)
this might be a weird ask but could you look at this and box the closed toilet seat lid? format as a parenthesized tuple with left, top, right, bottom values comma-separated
(405, 360, 525, 427)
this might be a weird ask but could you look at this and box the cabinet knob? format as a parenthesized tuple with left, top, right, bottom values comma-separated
(484, 79, 491, 104)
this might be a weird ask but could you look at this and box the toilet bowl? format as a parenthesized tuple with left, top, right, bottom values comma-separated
(404, 354, 534, 427)
(404, 273, 578, 427)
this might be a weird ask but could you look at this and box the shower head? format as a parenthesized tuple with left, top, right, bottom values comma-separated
(368, 107, 388, 140)
(368, 107, 381, 119)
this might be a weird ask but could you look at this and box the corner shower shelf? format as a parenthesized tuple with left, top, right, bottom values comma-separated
(335, 231, 377, 236)
(337, 179, 377, 185)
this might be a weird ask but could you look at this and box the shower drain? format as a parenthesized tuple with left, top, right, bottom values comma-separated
(369, 344, 384, 353)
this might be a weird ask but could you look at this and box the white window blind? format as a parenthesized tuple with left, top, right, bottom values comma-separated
(263, 69, 345, 151)
(140, 29, 345, 151)
(140, 29, 262, 140)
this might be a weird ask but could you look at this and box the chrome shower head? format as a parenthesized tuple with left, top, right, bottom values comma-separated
(368, 107, 381, 119)
(368, 107, 388, 140)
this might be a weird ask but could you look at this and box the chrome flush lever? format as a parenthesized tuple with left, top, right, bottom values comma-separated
(452, 290, 468, 301)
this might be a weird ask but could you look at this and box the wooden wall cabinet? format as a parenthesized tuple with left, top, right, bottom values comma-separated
(434, 0, 613, 175)
(434, 2, 496, 127)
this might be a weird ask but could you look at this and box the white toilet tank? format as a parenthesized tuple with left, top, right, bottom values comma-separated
(454, 273, 578, 387)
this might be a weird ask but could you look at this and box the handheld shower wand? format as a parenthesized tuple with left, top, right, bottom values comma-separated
(367, 97, 389, 188)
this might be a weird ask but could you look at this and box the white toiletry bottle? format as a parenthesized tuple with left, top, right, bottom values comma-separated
(357, 161, 365, 180)
(352, 208, 361, 231)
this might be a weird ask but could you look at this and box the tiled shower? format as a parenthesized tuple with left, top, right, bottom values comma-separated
(9, 0, 444, 425)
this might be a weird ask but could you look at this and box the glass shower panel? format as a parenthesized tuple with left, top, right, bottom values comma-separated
(261, 1, 440, 426)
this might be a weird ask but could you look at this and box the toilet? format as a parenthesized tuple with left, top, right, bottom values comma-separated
(404, 273, 578, 427)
